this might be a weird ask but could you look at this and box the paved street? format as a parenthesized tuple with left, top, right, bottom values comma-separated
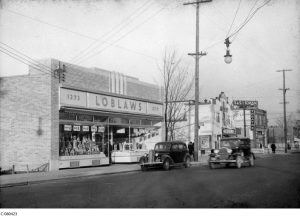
(1, 153, 300, 208)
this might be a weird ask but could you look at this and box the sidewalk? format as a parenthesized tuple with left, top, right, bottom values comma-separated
(0, 159, 207, 188)
(0, 164, 140, 188)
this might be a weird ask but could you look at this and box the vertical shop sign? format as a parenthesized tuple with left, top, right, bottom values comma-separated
(82, 126, 89, 132)
(64, 125, 72, 131)
(73, 125, 81, 131)
(250, 110, 255, 130)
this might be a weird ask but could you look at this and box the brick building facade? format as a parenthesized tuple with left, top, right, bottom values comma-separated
(0, 59, 163, 171)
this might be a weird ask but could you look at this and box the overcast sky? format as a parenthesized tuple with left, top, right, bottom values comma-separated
(0, 0, 299, 124)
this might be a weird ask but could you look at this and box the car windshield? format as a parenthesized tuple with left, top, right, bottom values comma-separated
(220, 139, 247, 149)
(155, 143, 171, 151)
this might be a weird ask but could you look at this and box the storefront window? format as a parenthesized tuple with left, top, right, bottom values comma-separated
(58, 111, 162, 156)
(59, 124, 105, 156)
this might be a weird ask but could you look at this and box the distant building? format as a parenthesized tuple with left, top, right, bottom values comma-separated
(176, 92, 236, 153)
(175, 92, 268, 153)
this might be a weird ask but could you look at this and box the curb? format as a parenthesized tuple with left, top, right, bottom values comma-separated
(191, 162, 207, 167)
(0, 168, 140, 189)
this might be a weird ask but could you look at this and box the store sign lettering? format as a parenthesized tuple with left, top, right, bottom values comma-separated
(82, 126, 89, 132)
(89, 94, 147, 114)
(94, 95, 143, 112)
(222, 128, 235, 134)
(232, 100, 258, 109)
(98, 126, 105, 133)
(60, 89, 87, 107)
(64, 125, 72, 131)
(60, 88, 162, 116)
(73, 125, 81, 131)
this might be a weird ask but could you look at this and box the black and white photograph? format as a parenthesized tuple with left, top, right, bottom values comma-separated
(0, 0, 299, 212)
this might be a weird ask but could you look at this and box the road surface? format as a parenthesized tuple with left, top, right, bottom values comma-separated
(1, 153, 299, 208)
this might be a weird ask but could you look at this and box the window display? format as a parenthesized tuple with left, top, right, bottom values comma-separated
(59, 110, 161, 160)
(59, 124, 105, 156)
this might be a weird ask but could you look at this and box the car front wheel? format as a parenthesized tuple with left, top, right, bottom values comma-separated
(236, 156, 243, 169)
(163, 158, 170, 171)
(184, 156, 191, 168)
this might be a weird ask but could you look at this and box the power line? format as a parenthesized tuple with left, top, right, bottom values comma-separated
(228, 0, 271, 39)
(1, 8, 158, 63)
(226, 0, 242, 37)
(76, 2, 175, 64)
(0, 46, 53, 77)
(230, 0, 259, 42)
(0, 42, 53, 73)
(70, 0, 155, 63)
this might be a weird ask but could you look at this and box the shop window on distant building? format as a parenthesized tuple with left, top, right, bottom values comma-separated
(236, 128, 241, 135)
(216, 113, 220, 123)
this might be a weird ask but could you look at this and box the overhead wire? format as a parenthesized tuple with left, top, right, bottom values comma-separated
(70, 0, 156, 63)
(229, 0, 259, 41)
(228, 0, 271, 40)
(1, 7, 159, 63)
(0, 46, 53, 77)
(0, 42, 53, 73)
(226, 0, 242, 38)
(75, 1, 177, 64)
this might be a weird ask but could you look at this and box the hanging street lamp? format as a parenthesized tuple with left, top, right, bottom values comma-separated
(224, 37, 232, 64)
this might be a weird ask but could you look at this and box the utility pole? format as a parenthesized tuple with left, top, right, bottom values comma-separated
(277, 69, 292, 153)
(184, 0, 211, 161)
(243, 103, 247, 137)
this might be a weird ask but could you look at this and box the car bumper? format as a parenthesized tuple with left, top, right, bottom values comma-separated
(140, 162, 163, 167)
(209, 159, 236, 163)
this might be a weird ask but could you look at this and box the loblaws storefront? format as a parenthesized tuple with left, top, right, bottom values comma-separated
(0, 59, 163, 172)
(58, 87, 163, 169)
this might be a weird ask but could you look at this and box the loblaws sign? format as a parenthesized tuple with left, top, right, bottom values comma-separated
(60, 88, 162, 116)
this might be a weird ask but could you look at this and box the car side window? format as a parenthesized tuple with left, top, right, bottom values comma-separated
(182, 144, 187, 151)
(178, 144, 183, 150)
(172, 144, 179, 151)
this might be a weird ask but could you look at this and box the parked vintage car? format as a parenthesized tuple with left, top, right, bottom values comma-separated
(139, 141, 192, 171)
(208, 137, 255, 169)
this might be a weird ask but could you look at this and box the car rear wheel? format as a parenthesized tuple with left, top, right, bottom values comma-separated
(163, 158, 170, 171)
(236, 156, 243, 169)
(184, 156, 191, 168)
(140, 157, 147, 171)
(249, 154, 254, 166)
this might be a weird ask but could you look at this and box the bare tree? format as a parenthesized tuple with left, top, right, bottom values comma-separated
(275, 113, 296, 128)
(159, 49, 194, 141)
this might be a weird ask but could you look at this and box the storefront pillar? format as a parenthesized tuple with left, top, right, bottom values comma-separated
(50, 159, 59, 171)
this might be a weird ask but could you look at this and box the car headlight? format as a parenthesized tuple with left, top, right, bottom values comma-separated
(155, 153, 158, 157)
